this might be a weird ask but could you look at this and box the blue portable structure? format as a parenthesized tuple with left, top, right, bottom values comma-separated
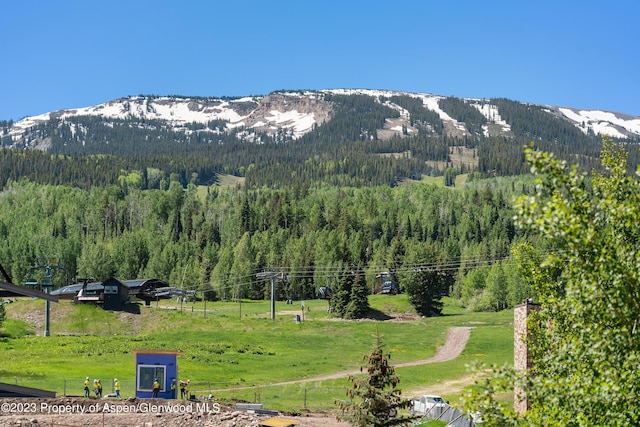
(134, 350, 183, 399)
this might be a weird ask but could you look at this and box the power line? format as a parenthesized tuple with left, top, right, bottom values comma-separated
(181, 249, 565, 296)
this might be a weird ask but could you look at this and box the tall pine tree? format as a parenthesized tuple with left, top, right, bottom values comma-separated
(345, 271, 370, 319)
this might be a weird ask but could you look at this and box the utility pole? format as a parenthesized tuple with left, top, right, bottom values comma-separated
(31, 257, 63, 337)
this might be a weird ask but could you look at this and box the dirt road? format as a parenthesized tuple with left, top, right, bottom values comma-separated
(237, 326, 473, 387)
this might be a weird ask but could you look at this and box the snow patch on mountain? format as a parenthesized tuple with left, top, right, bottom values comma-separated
(472, 103, 511, 136)
(559, 108, 640, 139)
(254, 109, 316, 135)
(418, 94, 468, 135)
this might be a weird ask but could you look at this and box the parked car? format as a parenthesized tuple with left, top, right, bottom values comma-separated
(376, 271, 400, 295)
(381, 281, 400, 294)
(410, 394, 449, 417)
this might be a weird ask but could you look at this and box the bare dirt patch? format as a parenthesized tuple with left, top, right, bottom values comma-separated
(0, 397, 345, 427)
(405, 373, 478, 398)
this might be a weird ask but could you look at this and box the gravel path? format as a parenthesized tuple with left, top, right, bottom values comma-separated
(266, 326, 473, 385)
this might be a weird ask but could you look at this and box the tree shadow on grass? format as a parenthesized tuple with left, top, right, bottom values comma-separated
(364, 308, 393, 321)
(123, 303, 142, 314)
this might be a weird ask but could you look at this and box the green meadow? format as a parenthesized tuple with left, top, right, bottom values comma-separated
(0, 295, 513, 412)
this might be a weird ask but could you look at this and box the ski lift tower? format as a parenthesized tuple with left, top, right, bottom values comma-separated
(31, 258, 64, 337)
(256, 270, 285, 320)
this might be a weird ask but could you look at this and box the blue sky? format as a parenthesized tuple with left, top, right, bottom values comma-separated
(1, 0, 638, 121)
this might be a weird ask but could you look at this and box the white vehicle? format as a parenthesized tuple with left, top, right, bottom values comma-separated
(410, 394, 449, 417)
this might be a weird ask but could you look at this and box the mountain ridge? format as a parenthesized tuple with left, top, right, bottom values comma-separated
(2, 88, 639, 191)
(5, 89, 640, 151)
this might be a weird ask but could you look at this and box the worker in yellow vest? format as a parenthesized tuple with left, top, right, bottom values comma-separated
(152, 378, 160, 398)
(180, 379, 190, 399)
(114, 378, 121, 398)
(83, 377, 90, 398)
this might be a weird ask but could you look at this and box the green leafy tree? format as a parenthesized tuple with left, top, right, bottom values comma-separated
(465, 137, 640, 426)
(111, 230, 149, 279)
(77, 241, 115, 281)
(402, 269, 446, 317)
(399, 241, 447, 316)
(335, 330, 413, 426)
(483, 262, 508, 311)
(211, 245, 235, 300)
(231, 232, 258, 299)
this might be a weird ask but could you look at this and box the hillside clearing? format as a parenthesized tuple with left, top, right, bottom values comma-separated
(1, 296, 513, 413)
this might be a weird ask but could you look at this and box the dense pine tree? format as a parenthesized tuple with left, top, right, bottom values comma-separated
(345, 272, 370, 319)
(335, 331, 414, 426)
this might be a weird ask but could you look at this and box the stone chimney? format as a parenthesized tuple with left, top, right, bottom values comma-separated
(514, 298, 539, 414)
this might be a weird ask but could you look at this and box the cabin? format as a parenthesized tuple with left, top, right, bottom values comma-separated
(102, 277, 129, 310)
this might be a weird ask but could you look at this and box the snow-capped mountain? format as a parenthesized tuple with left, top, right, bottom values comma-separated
(4, 89, 640, 151)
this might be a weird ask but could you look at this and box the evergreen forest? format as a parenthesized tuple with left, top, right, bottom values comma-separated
(1, 92, 637, 316)
(0, 176, 538, 315)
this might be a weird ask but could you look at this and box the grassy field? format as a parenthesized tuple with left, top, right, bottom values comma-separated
(0, 295, 513, 412)
(215, 173, 245, 188)
(409, 174, 470, 188)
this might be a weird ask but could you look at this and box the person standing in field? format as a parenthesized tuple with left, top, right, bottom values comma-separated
(114, 378, 121, 398)
(170, 378, 177, 399)
(180, 379, 190, 399)
(84, 377, 90, 398)
(152, 378, 160, 398)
